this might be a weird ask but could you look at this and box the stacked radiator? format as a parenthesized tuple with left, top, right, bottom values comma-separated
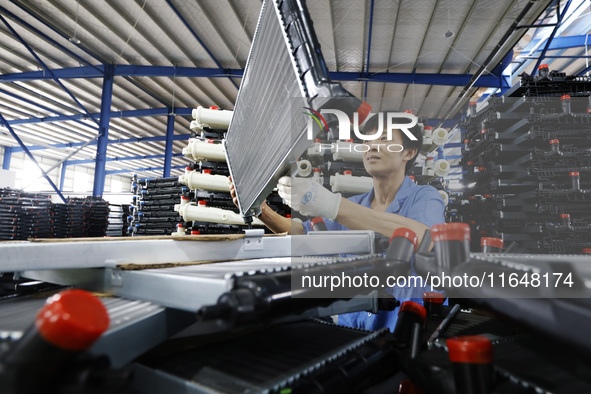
(106, 204, 130, 237)
(52, 197, 109, 238)
(0, 188, 52, 240)
(128, 176, 185, 236)
(458, 68, 591, 253)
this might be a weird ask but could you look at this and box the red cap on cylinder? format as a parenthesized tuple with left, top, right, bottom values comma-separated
(181, 196, 189, 200)
(191, 230, 200, 235)
(561, 95, 571, 101)
(314, 138, 321, 143)
(424, 126, 433, 130)
(185, 166, 192, 171)
(483, 194, 491, 198)
(464, 139, 469, 144)
(478, 167, 486, 171)
(539, 64, 549, 70)
(311, 217, 325, 226)
(481, 129, 488, 134)
(177, 223, 184, 228)
(447, 335, 493, 364)
(198, 200, 207, 206)
(560, 213, 570, 219)
(209, 105, 220, 110)
(36, 289, 110, 351)
(570, 171, 580, 177)
(343, 170, 353, 175)
(203, 169, 212, 174)
(583, 248, 591, 254)
(431, 223, 471, 242)
(481, 237, 503, 249)
(549, 139, 559, 144)
(423, 292, 445, 304)
(426, 157, 434, 161)
(467, 161, 474, 165)
(398, 301, 426, 322)
(345, 139, 354, 143)
(409, 175, 415, 181)
(390, 227, 418, 251)
(285, 214, 292, 218)
(313, 168, 322, 173)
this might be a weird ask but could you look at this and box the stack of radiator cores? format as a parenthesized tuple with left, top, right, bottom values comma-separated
(106, 204, 130, 237)
(128, 175, 185, 236)
(52, 197, 109, 238)
(84, 197, 109, 237)
(175, 106, 287, 235)
(0, 188, 52, 240)
(458, 66, 591, 253)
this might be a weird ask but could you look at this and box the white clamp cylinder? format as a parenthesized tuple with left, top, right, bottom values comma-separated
(182, 139, 226, 162)
(178, 171, 231, 191)
(176, 203, 264, 226)
(296, 160, 312, 177)
(434, 159, 451, 178)
(307, 140, 329, 157)
(330, 173, 373, 194)
(438, 190, 449, 206)
(332, 140, 364, 162)
(431, 128, 449, 146)
(192, 106, 233, 130)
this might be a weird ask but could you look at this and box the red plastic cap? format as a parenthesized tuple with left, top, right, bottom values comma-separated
(285, 214, 292, 218)
(185, 166, 192, 171)
(468, 195, 476, 200)
(409, 175, 415, 181)
(424, 126, 433, 130)
(431, 223, 471, 242)
(583, 248, 591, 254)
(483, 194, 491, 198)
(389, 227, 418, 251)
(343, 170, 353, 175)
(206, 139, 215, 143)
(404, 109, 414, 114)
(423, 292, 445, 304)
(314, 138, 322, 143)
(561, 95, 571, 101)
(191, 230, 200, 235)
(481, 129, 488, 134)
(181, 196, 189, 200)
(464, 139, 469, 144)
(311, 217, 325, 226)
(570, 171, 580, 176)
(426, 157, 434, 161)
(538, 64, 549, 70)
(469, 101, 477, 106)
(345, 139, 354, 143)
(447, 335, 493, 364)
(313, 168, 322, 173)
(587, 108, 591, 113)
(481, 237, 503, 249)
(398, 379, 426, 394)
(203, 169, 212, 174)
(478, 167, 486, 171)
(198, 200, 207, 206)
(36, 289, 109, 351)
(549, 139, 559, 144)
(398, 301, 426, 322)
(177, 223, 184, 228)
(356, 101, 372, 124)
(560, 213, 570, 218)
(467, 161, 475, 165)
(209, 105, 220, 110)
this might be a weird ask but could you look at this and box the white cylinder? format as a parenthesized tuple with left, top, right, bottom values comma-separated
(182, 139, 226, 162)
(332, 141, 364, 162)
(330, 173, 373, 194)
(431, 128, 449, 146)
(425, 158, 435, 170)
(312, 170, 324, 185)
(297, 160, 312, 177)
(178, 171, 231, 191)
(439, 190, 449, 206)
(192, 106, 233, 130)
(423, 126, 433, 143)
(189, 120, 203, 133)
(177, 203, 264, 226)
(434, 159, 451, 178)
(307, 141, 329, 157)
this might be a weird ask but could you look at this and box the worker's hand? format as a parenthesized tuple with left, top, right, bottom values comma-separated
(277, 176, 341, 220)
(229, 176, 269, 214)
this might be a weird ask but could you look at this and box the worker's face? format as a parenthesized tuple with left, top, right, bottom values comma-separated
(361, 129, 416, 178)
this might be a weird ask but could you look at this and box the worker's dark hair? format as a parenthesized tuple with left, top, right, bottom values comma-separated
(362, 114, 423, 174)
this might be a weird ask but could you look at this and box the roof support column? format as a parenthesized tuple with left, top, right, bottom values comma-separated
(2, 147, 12, 170)
(93, 65, 114, 197)
(163, 112, 175, 177)
(59, 162, 67, 192)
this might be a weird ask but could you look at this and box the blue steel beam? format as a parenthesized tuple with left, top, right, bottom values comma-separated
(9, 133, 191, 153)
(0, 65, 505, 87)
(165, 0, 240, 91)
(0, 113, 66, 202)
(93, 65, 114, 197)
(519, 34, 591, 52)
(2, 146, 11, 170)
(7, 107, 193, 126)
(533, 0, 573, 75)
(163, 113, 175, 177)
(59, 163, 66, 192)
(0, 14, 100, 127)
(106, 165, 185, 175)
(66, 153, 183, 166)
(363, 0, 375, 99)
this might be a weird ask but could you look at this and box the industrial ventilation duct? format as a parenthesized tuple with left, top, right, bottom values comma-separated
(224, 0, 369, 218)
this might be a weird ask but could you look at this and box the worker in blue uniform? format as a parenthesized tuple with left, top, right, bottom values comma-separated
(230, 114, 445, 332)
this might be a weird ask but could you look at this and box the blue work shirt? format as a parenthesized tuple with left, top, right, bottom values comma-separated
(302, 176, 445, 332)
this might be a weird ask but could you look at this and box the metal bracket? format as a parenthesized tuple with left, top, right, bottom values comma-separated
(243, 229, 264, 251)
(110, 269, 123, 287)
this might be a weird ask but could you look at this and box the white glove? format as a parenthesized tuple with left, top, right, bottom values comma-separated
(277, 176, 342, 220)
